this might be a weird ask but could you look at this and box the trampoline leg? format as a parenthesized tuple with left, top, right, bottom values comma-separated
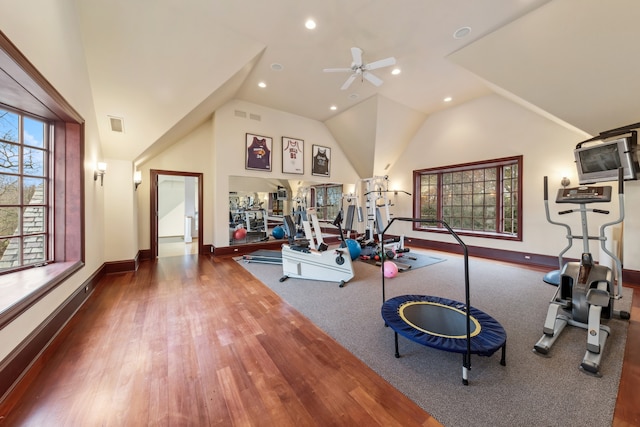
(462, 354, 470, 386)
(394, 332, 400, 358)
(500, 343, 506, 366)
(462, 365, 469, 386)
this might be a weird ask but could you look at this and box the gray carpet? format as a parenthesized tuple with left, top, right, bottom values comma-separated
(238, 251, 632, 427)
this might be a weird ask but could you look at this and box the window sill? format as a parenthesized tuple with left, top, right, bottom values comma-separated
(0, 261, 84, 330)
(415, 227, 521, 241)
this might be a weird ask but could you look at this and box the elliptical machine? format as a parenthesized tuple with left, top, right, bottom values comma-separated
(533, 169, 630, 376)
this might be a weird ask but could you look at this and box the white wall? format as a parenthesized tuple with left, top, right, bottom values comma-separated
(388, 93, 640, 270)
(104, 159, 137, 262)
(158, 177, 186, 237)
(0, 0, 106, 360)
(211, 100, 361, 248)
(139, 99, 361, 250)
(137, 120, 214, 251)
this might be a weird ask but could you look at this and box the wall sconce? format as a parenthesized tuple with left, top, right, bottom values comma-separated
(134, 171, 142, 190)
(561, 177, 570, 188)
(94, 162, 107, 186)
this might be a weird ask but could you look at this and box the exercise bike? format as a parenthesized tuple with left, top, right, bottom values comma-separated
(279, 210, 354, 288)
(533, 170, 630, 376)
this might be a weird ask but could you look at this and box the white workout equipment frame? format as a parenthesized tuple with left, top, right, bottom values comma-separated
(280, 209, 354, 288)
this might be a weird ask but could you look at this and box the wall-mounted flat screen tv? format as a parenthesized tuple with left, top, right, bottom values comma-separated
(574, 134, 638, 184)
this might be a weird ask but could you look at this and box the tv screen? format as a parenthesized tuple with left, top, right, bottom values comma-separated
(574, 136, 638, 184)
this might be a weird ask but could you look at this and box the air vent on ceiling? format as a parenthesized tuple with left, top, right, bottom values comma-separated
(249, 113, 261, 121)
(108, 116, 125, 133)
(234, 110, 247, 118)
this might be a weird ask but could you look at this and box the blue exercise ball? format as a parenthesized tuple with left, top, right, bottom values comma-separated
(272, 225, 285, 239)
(345, 239, 361, 260)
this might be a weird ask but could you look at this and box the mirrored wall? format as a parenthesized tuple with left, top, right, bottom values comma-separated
(228, 176, 344, 245)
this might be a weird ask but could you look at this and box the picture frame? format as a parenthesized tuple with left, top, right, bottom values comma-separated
(311, 144, 331, 177)
(245, 133, 272, 171)
(282, 137, 304, 174)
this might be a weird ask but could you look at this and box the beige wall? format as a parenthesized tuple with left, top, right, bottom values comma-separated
(136, 120, 214, 251)
(104, 159, 138, 262)
(139, 94, 640, 270)
(388, 93, 640, 270)
(211, 100, 361, 248)
(138, 99, 361, 250)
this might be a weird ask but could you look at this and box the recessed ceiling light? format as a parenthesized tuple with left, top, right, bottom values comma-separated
(258, 81, 267, 88)
(330, 105, 337, 111)
(444, 96, 452, 102)
(391, 68, 401, 75)
(305, 19, 316, 30)
(453, 26, 471, 39)
(270, 63, 284, 71)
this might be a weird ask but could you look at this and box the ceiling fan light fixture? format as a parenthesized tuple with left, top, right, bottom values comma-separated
(323, 47, 396, 90)
(391, 68, 401, 75)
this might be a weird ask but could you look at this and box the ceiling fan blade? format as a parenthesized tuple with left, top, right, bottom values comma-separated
(363, 71, 383, 87)
(364, 56, 396, 71)
(341, 74, 357, 90)
(351, 47, 363, 67)
(323, 67, 353, 73)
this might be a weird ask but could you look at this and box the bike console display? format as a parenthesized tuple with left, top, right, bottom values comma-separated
(556, 186, 612, 204)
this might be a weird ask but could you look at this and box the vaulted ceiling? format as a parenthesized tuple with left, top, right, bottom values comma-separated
(71, 0, 639, 176)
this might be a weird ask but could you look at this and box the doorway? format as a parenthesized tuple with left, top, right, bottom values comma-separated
(150, 169, 204, 258)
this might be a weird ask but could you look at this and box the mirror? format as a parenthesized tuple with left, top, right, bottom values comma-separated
(228, 176, 345, 245)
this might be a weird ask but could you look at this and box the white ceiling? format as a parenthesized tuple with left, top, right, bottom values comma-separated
(73, 0, 640, 174)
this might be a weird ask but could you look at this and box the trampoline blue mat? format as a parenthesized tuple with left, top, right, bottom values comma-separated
(381, 294, 506, 357)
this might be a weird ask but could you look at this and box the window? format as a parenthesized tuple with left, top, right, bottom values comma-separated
(311, 183, 343, 221)
(414, 156, 522, 240)
(0, 108, 51, 271)
(0, 31, 84, 329)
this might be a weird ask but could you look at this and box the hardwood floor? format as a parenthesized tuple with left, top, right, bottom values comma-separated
(0, 255, 439, 426)
(0, 254, 638, 426)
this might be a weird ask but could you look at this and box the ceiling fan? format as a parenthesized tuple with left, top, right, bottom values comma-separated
(323, 47, 396, 90)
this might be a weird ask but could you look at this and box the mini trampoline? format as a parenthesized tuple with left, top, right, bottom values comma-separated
(379, 218, 507, 385)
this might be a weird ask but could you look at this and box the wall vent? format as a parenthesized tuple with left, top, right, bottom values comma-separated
(234, 110, 247, 118)
(249, 113, 261, 121)
(108, 116, 125, 133)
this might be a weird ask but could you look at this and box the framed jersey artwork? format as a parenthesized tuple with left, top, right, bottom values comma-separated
(311, 144, 331, 177)
(282, 137, 304, 174)
(245, 133, 272, 171)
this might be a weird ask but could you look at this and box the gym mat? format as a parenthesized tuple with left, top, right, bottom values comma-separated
(361, 251, 445, 271)
(242, 249, 282, 265)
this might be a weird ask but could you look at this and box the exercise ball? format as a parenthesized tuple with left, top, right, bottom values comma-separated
(272, 225, 285, 239)
(345, 239, 361, 260)
(383, 261, 398, 278)
(233, 228, 247, 240)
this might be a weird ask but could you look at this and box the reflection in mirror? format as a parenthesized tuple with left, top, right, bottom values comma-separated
(228, 176, 345, 246)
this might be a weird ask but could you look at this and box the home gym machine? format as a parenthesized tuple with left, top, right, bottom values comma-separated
(533, 169, 630, 376)
(354, 176, 411, 263)
(279, 209, 354, 288)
